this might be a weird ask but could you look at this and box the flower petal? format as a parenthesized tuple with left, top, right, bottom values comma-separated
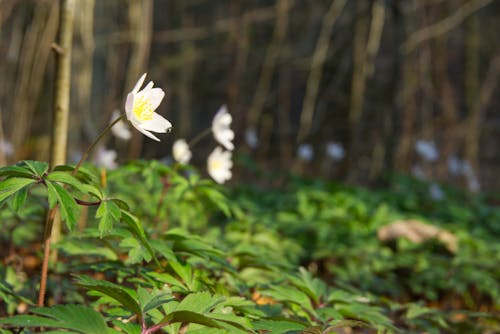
(207, 146, 233, 184)
(132, 73, 147, 94)
(130, 119, 161, 141)
(141, 88, 165, 111)
(125, 93, 134, 118)
(138, 112, 172, 133)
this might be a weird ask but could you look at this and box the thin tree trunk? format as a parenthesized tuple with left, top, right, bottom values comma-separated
(41, 0, 75, 306)
(10, 1, 59, 159)
(127, 0, 153, 159)
(297, 0, 347, 143)
(73, 0, 95, 155)
(394, 1, 418, 172)
(346, 1, 369, 182)
(178, 13, 196, 138)
(247, 0, 292, 134)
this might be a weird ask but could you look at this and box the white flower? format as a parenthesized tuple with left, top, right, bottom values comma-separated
(462, 161, 481, 193)
(0, 139, 13, 156)
(297, 144, 314, 161)
(415, 140, 439, 162)
(326, 142, 344, 161)
(447, 156, 462, 176)
(110, 110, 132, 140)
(411, 165, 425, 180)
(462, 160, 474, 177)
(467, 176, 481, 193)
(172, 139, 192, 164)
(245, 127, 259, 149)
(125, 73, 172, 141)
(212, 105, 234, 151)
(94, 147, 118, 170)
(207, 146, 233, 184)
(429, 183, 444, 201)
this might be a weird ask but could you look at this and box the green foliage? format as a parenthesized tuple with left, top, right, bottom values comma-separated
(1, 161, 499, 333)
(0, 304, 119, 333)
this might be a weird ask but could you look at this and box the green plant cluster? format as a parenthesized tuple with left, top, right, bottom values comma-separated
(0, 160, 499, 333)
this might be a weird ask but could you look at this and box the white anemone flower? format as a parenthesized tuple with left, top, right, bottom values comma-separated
(297, 143, 314, 162)
(0, 139, 13, 156)
(125, 73, 172, 141)
(94, 147, 118, 170)
(110, 110, 132, 140)
(172, 139, 192, 164)
(212, 105, 234, 151)
(326, 141, 344, 161)
(429, 183, 444, 201)
(415, 139, 439, 162)
(207, 146, 233, 184)
(447, 156, 462, 176)
(244, 127, 259, 149)
(411, 165, 425, 180)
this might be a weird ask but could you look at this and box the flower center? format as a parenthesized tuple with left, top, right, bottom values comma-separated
(210, 160, 222, 171)
(133, 95, 154, 121)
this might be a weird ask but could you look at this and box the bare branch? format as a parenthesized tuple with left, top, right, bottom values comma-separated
(402, 0, 494, 53)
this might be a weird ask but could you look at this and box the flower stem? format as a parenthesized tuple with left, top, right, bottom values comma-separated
(188, 127, 212, 148)
(72, 114, 126, 175)
(38, 113, 126, 307)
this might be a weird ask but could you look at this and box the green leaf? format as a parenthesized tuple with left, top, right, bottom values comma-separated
(160, 310, 223, 330)
(0, 177, 36, 203)
(137, 287, 174, 314)
(54, 164, 100, 185)
(121, 210, 157, 264)
(22, 160, 48, 176)
(111, 320, 141, 334)
(48, 170, 102, 199)
(76, 275, 141, 316)
(46, 180, 80, 230)
(119, 236, 151, 264)
(197, 186, 231, 217)
(10, 185, 29, 211)
(175, 292, 224, 314)
(96, 200, 121, 237)
(110, 197, 130, 210)
(253, 319, 307, 334)
(0, 304, 117, 333)
(55, 238, 118, 260)
(0, 165, 34, 178)
(169, 259, 194, 290)
(47, 171, 83, 188)
(262, 285, 315, 315)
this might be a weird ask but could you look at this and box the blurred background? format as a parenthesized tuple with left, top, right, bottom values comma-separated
(0, 0, 499, 191)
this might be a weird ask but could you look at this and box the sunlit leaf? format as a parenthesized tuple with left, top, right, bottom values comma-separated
(0, 177, 36, 203)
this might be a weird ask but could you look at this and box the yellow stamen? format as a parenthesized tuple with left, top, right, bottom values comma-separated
(210, 160, 222, 170)
(133, 95, 154, 121)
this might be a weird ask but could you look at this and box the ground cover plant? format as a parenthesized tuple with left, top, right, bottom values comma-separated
(0, 155, 499, 333)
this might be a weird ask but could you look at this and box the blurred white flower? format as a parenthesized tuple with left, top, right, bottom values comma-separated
(94, 147, 118, 170)
(462, 160, 481, 193)
(415, 140, 439, 162)
(125, 73, 172, 141)
(207, 146, 233, 184)
(462, 160, 473, 177)
(412, 165, 425, 180)
(245, 127, 259, 149)
(297, 143, 314, 162)
(429, 183, 444, 201)
(110, 110, 132, 140)
(326, 141, 344, 161)
(212, 105, 234, 151)
(447, 156, 462, 176)
(467, 177, 481, 193)
(172, 139, 192, 164)
(0, 139, 13, 156)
